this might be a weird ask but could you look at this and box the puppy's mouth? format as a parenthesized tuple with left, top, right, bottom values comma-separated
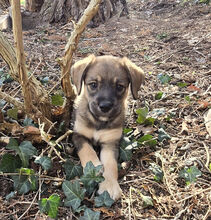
(88, 102, 121, 122)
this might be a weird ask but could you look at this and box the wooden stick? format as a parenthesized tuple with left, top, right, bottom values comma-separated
(11, 1, 33, 114)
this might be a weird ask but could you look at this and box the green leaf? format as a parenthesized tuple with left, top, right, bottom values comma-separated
(6, 138, 19, 152)
(155, 92, 163, 100)
(177, 82, 188, 88)
(64, 160, 83, 180)
(144, 117, 155, 126)
(157, 73, 171, 84)
(141, 194, 153, 207)
(23, 117, 35, 126)
(179, 166, 202, 185)
(6, 191, 16, 200)
(40, 76, 50, 85)
(0, 153, 21, 172)
(158, 128, 171, 142)
(19, 141, 37, 167)
(123, 128, 133, 134)
(6, 139, 37, 167)
(138, 135, 157, 147)
(209, 163, 211, 171)
(62, 180, 86, 210)
(185, 95, 191, 103)
(34, 156, 52, 171)
(149, 163, 164, 181)
(51, 94, 64, 106)
(119, 137, 134, 162)
(80, 162, 104, 195)
(136, 107, 148, 124)
(39, 194, 60, 219)
(12, 168, 38, 194)
(79, 208, 100, 220)
(7, 108, 18, 120)
(94, 191, 114, 208)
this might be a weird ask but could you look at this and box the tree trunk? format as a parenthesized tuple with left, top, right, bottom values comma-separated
(39, 0, 128, 26)
(25, 0, 44, 12)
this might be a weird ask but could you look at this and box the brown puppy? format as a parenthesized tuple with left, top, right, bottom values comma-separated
(71, 55, 144, 200)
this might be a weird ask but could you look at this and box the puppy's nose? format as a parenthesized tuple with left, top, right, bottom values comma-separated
(99, 101, 113, 113)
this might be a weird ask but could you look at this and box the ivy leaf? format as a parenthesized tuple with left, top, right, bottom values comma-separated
(155, 91, 164, 100)
(6, 191, 16, 200)
(0, 153, 22, 172)
(144, 117, 155, 126)
(177, 82, 188, 88)
(138, 135, 157, 147)
(149, 163, 164, 181)
(12, 168, 38, 194)
(7, 108, 18, 120)
(157, 73, 171, 84)
(51, 94, 64, 106)
(158, 128, 171, 142)
(94, 191, 114, 208)
(136, 107, 148, 124)
(80, 162, 104, 195)
(6, 139, 37, 167)
(40, 76, 50, 85)
(64, 160, 83, 180)
(62, 180, 86, 210)
(6, 138, 19, 152)
(79, 208, 100, 220)
(38, 194, 60, 219)
(141, 194, 154, 207)
(23, 117, 35, 127)
(34, 156, 52, 171)
(179, 166, 202, 185)
(19, 141, 37, 167)
(123, 128, 133, 135)
(119, 137, 134, 162)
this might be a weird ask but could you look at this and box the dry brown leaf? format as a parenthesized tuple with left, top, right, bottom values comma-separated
(181, 121, 189, 135)
(23, 126, 40, 135)
(204, 109, 211, 137)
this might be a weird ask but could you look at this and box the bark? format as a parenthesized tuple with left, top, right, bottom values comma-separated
(25, 0, 44, 12)
(11, 1, 33, 115)
(39, 0, 128, 26)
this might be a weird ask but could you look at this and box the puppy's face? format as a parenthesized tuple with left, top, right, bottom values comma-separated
(71, 55, 144, 122)
(84, 57, 129, 121)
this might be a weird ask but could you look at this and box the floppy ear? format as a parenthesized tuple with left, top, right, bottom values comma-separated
(121, 57, 144, 99)
(70, 54, 96, 95)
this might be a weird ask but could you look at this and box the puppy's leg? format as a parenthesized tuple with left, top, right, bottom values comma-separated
(98, 144, 122, 200)
(72, 133, 101, 167)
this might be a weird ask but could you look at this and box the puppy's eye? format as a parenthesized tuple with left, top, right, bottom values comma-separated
(89, 82, 98, 90)
(116, 84, 125, 92)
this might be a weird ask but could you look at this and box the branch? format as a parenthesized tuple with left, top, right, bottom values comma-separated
(59, 0, 102, 100)
(0, 90, 24, 110)
(11, 1, 33, 114)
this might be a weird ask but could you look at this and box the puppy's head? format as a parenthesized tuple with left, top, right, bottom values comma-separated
(71, 55, 144, 121)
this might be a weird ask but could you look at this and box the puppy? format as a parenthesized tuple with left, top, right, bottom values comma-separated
(71, 54, 144, 200)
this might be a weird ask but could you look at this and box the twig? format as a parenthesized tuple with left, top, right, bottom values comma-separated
(18, 190, 39, 220)
(0, 90, 24, 110)
(176, 187, 211, 204)
(202, 141, 210, 169)
(38, 120, 66, 162)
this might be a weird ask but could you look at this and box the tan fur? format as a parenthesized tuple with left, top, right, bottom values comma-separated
(71, 54, 144, 200)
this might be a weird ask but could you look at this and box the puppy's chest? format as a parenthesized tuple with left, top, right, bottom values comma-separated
(74, 120, 122, 144)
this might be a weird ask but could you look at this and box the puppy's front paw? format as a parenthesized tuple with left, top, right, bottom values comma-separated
(98, 179, 122, 200)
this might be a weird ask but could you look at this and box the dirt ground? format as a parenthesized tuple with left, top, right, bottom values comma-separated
(0, 0, 211, 219)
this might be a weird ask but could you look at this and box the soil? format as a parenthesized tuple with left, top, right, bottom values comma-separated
(0, 0, 211, 219)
